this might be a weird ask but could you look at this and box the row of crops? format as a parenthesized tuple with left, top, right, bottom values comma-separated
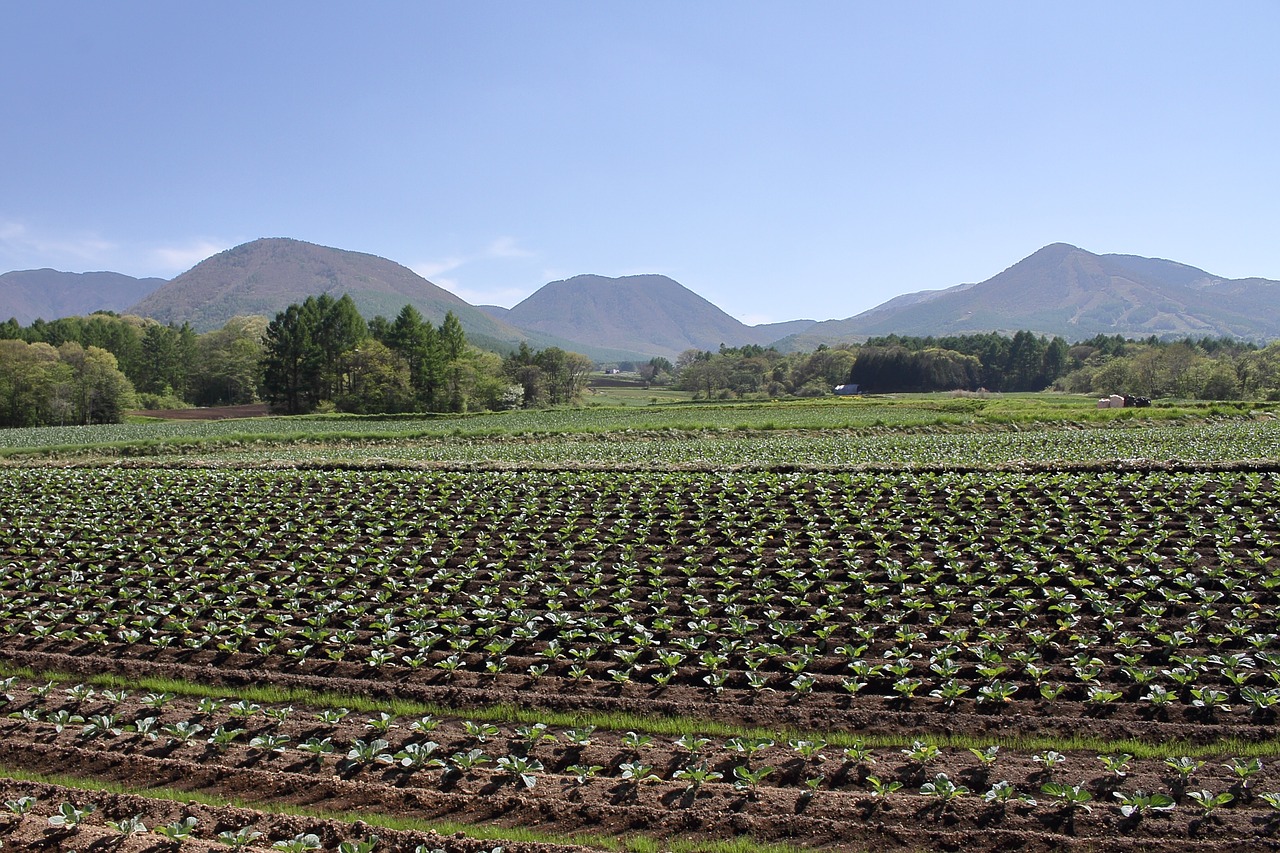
(2, 676, 1280, 814)
(2, 467, 1279, 717)
(137, 419, 1280, 469)
(0, 397, 983, 451)
(0, 396, 1271, 463)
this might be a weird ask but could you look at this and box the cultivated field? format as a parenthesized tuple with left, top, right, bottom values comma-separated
(1, 396, 1279, 851)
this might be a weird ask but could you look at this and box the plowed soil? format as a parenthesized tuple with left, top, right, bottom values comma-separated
(2, 466, 1280, 851)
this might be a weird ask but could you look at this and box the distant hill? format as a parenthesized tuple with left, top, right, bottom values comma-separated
(783, 243, 1280, 346)
(123, 238, 657, 362)
(755, 318, 818, 342)
(478, 304, 512, 321)
(0, 269, 166, 324)
(12, 239, 1278, 360)
(127, 238, 522, 338)
(504, 273, 815, 360)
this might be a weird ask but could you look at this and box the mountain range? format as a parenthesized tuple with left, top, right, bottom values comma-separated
(3, 238, 1279, 358)
(774, 243, 1280, 350)
(0, 269, 166, 324)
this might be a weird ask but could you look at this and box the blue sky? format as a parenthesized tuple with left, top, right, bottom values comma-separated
(3, 2, 1277, 324)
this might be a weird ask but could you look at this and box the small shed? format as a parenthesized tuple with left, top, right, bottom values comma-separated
(834, 384, 860, 396)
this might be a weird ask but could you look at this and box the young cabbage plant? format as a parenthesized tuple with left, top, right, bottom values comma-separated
(866, 775, 902, 796)
(1225, 757, 1263, 789)
(249, 733, 290, 753)
(732, 764, 774, 795)
(1097, 753, 1134, 777)
(620, 761, 660, 785)
(108, 814, 148, 835)
(48, 802, 95, 828)
(1165, 756, 1204, 781)
(5, 796, 37, 816)
(1187, 789, 1234, 815)
(920, 773, 969, 802)
(496, 754, 544, 789)
(984, 780, 1034, 806)
(902, 740, 941, 765)
(217, 826, 265, 851)
(566, 763, 603, 785)
(969, 745, 1000, 767)
(1041, 782, 1093, 813)
(154, 816, 199, 842)
(273, 833, 322, 852)
(394, 741, 441, 769)
(1032, 750, 1067, 776)
(562, 726, 596, 747)
(1114, 790, 1176, 818)
(672, 763, 723, 793)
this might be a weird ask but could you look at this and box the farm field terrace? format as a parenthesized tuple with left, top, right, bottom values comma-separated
(93, 418, 1280, 469)
(3, 464, 1280, 851)
(0, 394, 1273, 462)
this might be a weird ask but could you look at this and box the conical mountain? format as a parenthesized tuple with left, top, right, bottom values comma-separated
(505, 273, 797, 360)
(127, 238, 520, 343)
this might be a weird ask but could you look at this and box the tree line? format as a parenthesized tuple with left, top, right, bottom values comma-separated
(674, 344, 859, 398)
(7, 301, 1280, 429)
(0, 294, 602, 426)
(671, 332, 1280, 400)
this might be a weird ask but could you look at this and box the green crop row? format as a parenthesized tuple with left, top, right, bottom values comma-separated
(0, 394, 1271, 458)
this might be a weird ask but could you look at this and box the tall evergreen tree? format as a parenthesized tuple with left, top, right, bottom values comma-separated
(385, 304, 444, 410)
(439, 310, 467, 412)
(260, 302, 318, 414)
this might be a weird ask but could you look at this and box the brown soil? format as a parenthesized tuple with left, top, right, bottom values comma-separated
(2, 467, 1280, 851)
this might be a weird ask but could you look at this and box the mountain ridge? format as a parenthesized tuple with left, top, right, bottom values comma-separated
(119, 238, 657, 362)
(0, 269, 166, 324)
(5, 240, 1280, 357)
(779, 243, 1280, 349)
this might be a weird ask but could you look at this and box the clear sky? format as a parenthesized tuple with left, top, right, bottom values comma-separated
(3, 2, 1277, 324)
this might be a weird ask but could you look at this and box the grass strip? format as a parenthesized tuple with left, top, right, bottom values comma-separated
(0, 764, 801, 853)
(5, 663, 1280, 760)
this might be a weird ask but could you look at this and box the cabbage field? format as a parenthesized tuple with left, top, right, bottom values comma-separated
(1, 397, 1278, 851)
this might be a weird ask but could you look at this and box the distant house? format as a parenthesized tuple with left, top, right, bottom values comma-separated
(834, 384, 860, 396)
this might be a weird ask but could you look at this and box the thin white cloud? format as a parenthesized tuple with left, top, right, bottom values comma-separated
(485, 236, 535, 259)
(0, 220, 117, 266)
(149, 240, 231, 274)
(413, 236, 535, 281)
(410, 257, 467, 281)
(429, 275, 535, 308)
(410, 238, 544, 307)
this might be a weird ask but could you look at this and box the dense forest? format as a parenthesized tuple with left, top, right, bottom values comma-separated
(5, 302, 1280, 428)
